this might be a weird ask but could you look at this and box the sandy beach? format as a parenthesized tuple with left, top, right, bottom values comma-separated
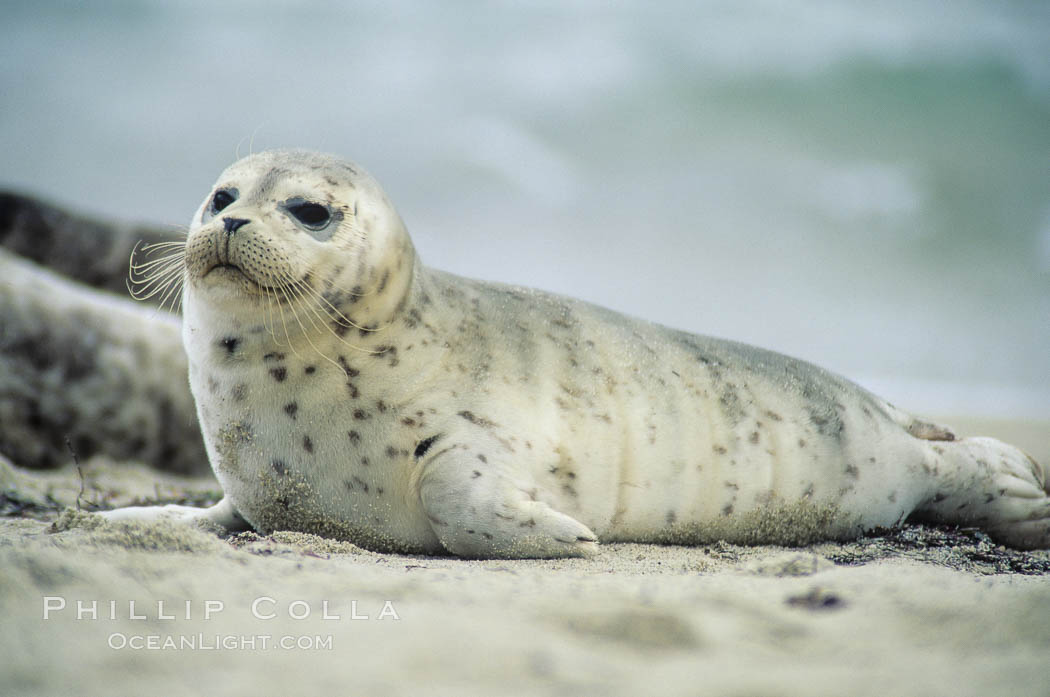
(2, 417, 1047, 697)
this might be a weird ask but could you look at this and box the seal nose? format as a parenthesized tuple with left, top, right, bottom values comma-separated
(223, 217, 249, 234)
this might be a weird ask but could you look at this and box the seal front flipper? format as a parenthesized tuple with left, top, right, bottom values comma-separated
(97, 496, 251, 534)
(418, 450, 598, 559)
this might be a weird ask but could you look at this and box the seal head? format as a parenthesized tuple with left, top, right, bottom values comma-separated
(185, 149, 414, 338)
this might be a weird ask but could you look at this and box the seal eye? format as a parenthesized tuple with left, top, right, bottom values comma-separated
(288, 202, 331, 229)
(211, 189, 236, 213)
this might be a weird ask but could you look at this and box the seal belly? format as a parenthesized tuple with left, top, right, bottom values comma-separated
(516, 311, 923, 545)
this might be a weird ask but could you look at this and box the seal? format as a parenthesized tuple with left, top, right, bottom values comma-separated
(101, 149, 1050, 556)
(0, 248, 206, 473)
(0, 194, 207, 472)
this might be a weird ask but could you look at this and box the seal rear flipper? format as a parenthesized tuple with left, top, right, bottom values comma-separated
(914, 437, 1050, 550)
(418, 453, 598, 559)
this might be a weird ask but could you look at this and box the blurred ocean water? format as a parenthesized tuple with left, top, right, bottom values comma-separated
(1, 1, 1047, 418)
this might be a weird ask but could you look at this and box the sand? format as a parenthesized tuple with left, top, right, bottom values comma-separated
(2, 417, 1048, 697)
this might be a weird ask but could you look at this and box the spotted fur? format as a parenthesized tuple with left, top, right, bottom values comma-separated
(97, 150, 1050, 555)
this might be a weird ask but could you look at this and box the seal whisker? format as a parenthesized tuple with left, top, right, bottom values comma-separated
(271, 283, 301, 355)
(292, 281, 380, 356)
(281, 276, 332, 335)
(289, 276, 383, 333)
(320, 277, 381, 299)
(156, 223, 190, 236)
(129, 257, 185, 286)
(129, 256, 185, 276)
(128, 262, 183, 294)
(128, 242, 185, 280)
(128, 239, 184, 274)
(254, 275, 284, 347)
(267, 274, 319, 364)
(264, 272, 309, 358)
(126, 238, 186, 312)
(133, 238, 188, 261)
(293, 279, 375, 332)
(156, 272, 185, 315)
(130, 277, 182, 307)
(261, 281, 288, 348)
(248, 122, 264, 158)
(285, 277, 382, 355)
(134, 244, 187, 260)
(140, 238, 188, 249)
(276, 276, 359, 371)
(129, 258, 184, 290)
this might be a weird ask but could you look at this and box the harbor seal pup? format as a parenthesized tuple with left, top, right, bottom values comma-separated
(101, 149, 1050, 556)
